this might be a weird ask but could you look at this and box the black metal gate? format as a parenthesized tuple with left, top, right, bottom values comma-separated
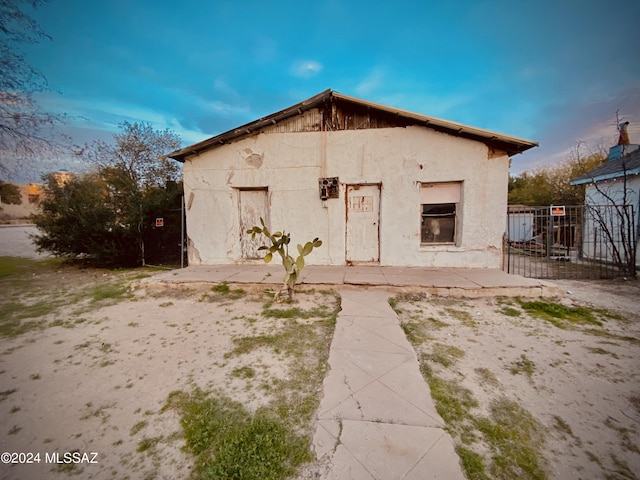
(504, 205, 636, 279)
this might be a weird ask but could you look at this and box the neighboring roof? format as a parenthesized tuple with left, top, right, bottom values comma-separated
(168, 89, 538, 162)
(508, 204, 538, 212)
(570, 148, 640, 185)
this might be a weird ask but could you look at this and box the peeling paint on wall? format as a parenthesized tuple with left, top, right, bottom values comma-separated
(226, 166, 235, 185)
(187, 192, 194, 210)
(243, 148, 264, 168)
(188, 236, 201, 264)
(488, 147, 506, 159)
(182, 127, 511, 268)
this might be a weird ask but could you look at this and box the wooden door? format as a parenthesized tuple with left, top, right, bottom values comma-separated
(346, 184, 380, 263)
(239, 189, 268, 259)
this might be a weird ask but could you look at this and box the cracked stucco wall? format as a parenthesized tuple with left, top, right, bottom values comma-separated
(181, 126, 509, 267)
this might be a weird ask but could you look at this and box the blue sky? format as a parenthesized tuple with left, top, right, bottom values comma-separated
(17, 0, 640, 179)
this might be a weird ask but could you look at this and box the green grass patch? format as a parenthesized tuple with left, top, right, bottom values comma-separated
(261, 304, 333, 319)
(456, 445, 490, 480)
(89, 283, 132, 303)
(582, 328, 640, 345)
(424, 316, 450, 329)
(137, 436, 162, 453)
(475, 367, 500, 387)
(419, 356, 478, 426)
(424, 343, 465, 368)
(500, 306, 522, 317)
(388, 297, 401, 314)
(0, 257, 62, 278)
(130, 420, 148, 436)
(517, 300, 601, 328)
(474, 399, 547, 480)
(0, 316, 44, 338)
(445, 307, 477, 326)
(400, 321, 431, 344)
(211, 282, 231, 294)
(200, 282, 246, 301)
(164, 389, 311, 480)
(0, 257, 31, 277)
(226, 313, 333, 361)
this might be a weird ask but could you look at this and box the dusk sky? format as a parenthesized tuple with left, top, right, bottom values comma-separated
(16, 0, 640, 179)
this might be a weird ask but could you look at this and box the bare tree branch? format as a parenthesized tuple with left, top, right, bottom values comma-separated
(0, 0, 74, 180)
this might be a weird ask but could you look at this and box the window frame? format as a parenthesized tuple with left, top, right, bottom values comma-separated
(420, 182, 462, 246)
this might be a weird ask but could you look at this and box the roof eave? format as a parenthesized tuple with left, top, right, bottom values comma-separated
(570, 168, 640, 185)
(167, 89, 333, 162)
(331, 91, 538, 156)
(167, 89, 538, 161)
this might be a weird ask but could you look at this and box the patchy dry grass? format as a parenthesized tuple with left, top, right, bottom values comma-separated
(0, 257, 145, 338)
(391, 290, 640, 480)
(0, 258, 340, 479)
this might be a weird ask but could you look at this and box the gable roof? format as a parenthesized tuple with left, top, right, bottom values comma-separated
(570, 148, 640, 185)
(168, 89, 538, 162)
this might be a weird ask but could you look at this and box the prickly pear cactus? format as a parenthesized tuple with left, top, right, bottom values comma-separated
(246, 218, 322, 302)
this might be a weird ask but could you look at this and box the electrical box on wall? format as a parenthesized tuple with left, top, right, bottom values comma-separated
(319, 177, 339, 200)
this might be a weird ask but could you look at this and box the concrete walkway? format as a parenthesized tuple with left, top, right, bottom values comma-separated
(312, 289, 465, 479)
(146, 265, 560, 478)
(149, 264, 561, 298)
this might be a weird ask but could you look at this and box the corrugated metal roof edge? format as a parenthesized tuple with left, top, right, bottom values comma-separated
(570, 149, 640, 185)
(167, 89, 538, 162)
(571, 167, 640, 185)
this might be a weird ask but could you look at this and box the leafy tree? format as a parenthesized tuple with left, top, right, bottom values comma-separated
(509, 149, 606, 205)
(86, 121, 181, 187)
(33, 123, 183, 266)
(33, 172, 140, 265)
(0, 180, 22, 204)
(508, 170, 553, 205)
(0, 0, 72, 180)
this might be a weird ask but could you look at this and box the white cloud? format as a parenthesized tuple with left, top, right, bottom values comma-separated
(290, 60, 323, 78)
(164, 118, 211, 145)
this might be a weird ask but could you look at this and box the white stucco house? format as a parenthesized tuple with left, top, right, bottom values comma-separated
(168, 89, 537, 268)
(570, 145, 640, 271)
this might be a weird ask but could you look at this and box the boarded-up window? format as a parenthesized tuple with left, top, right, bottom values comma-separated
(420, 182, 461, 244)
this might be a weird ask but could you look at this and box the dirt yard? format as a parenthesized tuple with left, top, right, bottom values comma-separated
(0, 260, 638, 480)
(392, 277, 640, 480)
(0, 262, 338, 480)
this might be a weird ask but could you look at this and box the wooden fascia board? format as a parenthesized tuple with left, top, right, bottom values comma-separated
(167, 89, 537, 161)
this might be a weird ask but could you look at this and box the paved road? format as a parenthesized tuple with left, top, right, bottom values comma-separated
(0, 224, 49, 258)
